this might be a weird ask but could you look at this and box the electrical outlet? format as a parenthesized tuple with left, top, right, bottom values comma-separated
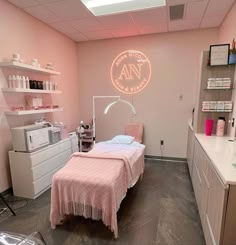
(160, 140, 164, 145)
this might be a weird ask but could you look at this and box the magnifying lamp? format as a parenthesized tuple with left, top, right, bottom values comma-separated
(92, 96, 136, 143)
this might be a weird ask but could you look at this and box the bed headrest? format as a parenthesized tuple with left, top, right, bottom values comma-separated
(125, 123, 144, 143)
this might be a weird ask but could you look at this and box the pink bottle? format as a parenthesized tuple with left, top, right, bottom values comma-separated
(216, 117, 225, 137)
(205, 119, 214, 136)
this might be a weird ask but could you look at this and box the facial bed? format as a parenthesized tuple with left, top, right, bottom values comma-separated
(50, 138, 145, 238)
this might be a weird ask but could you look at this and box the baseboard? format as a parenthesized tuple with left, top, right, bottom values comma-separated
(144, 155, 187, 163)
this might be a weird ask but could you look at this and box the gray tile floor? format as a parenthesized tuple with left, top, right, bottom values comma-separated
(0, 159, 206, 245)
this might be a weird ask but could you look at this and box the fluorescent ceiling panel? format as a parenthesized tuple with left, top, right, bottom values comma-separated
(80, 0, 166, 16)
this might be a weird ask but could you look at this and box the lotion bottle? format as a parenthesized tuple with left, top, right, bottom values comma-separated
(216, 117, 225, 137)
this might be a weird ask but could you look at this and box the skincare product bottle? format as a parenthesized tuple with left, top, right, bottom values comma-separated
(16, 75, 21, 88)
(21, 76, 26, 89)
(216, 117, 225, 137)
(12, 75, 16, 88)
(8, 75, 12, 88)
(26, 77, 29, 89)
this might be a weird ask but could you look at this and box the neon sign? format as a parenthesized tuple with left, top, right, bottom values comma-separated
(110, 50, 151, 94)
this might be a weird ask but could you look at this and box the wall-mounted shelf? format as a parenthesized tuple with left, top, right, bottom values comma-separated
(0, 61, 61, 75)
(1, 88, 62, 94)
(5, 108, 63, 116)
(204, 88, 233, 90)
(208, 64, 236, 67)
(195, 51, 235, 134)
(202, 110, 232, 112)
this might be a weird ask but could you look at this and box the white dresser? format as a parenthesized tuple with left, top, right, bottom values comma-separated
(9, 134, 78, 199)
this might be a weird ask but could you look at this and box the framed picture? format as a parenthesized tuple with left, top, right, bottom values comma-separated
(209, 44, 230, 66)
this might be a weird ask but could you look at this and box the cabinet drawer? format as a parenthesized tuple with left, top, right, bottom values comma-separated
(200, 173, 209, 230)
(32, 149, 71, 181)
(195, 140, 208, 180)
(71, 135, 78, 146)
(192, 162, 202, 210)
(33, 164, 65, 197)
(30, 140, 71, 166)
(72, 146, 78, 153)
(199, 147, 209, 180)
(205, 214, 215, 245)
(206, 162, 228, 245)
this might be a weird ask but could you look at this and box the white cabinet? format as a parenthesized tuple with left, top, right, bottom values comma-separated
(191, 138, 230, 245)
(187, 125, 194, 177)
(205, 163, 227, 245)
(8, 135, 78, 199)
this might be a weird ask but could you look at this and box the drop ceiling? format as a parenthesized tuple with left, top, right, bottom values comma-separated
(7, 0, 236, 42)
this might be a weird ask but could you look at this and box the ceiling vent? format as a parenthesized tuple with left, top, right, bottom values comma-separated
(169, 4, 185, 20)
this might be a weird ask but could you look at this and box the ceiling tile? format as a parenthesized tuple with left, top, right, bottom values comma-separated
(49, 21, 78, 35)
(45, 0, 91, 20)
(138, 23, 168, 34)
(131, 7, 167, 25)
(111, 27, 140, 38)
(36, 0, 62, 4)
(69, 18, 105, 32)
(168, 19, 201, 31)
(7, 0, 235, 42)
(8, 0, 39, 8)
(200, 15, 225, 28)
(97, 13, 135, 29)
(167, 0, 207, 5)
(67, 32, 88, 42)
(185, 0, 208, 19)
(204, 0, 235, 17)
(83, 30, 114, 40)
(24, 5, 59, 23)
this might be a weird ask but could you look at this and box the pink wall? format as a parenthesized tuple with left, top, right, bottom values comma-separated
(77, 28, 218, 158)
(219, 2, 236, 43)
(0, 0, 80, 192)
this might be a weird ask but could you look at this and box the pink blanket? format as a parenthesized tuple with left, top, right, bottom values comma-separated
(50, 142, 145, 238)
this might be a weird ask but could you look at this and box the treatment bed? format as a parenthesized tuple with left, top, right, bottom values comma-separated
(50, 137, 145, 238)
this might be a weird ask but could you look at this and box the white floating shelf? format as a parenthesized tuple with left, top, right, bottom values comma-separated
(205, 87, 232, 90)
(202, 110, 232, 112)
(5, 108, 63, 115)
(0, 61, 61, 75)
(2, 88, 62, 94)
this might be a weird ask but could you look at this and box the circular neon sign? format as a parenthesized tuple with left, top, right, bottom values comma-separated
(110, 50, 151, 95)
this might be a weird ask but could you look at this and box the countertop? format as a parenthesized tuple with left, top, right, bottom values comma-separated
(195, 133, 236, 185)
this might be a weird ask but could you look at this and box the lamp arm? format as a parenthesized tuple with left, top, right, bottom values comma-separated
(119, 99, 136, 115)
(92, 96, 121, 143)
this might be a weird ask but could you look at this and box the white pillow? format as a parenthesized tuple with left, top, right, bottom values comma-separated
(111, 135, 135, 144)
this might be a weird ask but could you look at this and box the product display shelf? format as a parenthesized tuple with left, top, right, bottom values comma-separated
(2, 88, 62, 94)
(5, 108, 63, 115)
(202, 110, 232, 112)
(196, 51, 235, 134)
(204, 87, 233, 90)
(0, 61, 60, 75)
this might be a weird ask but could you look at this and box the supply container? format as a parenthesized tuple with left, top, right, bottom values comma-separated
(205, 119, 214, 136)
(216, 117, 225, 137)
(215, 78, 223, 88)
(207, 78, 216, 89)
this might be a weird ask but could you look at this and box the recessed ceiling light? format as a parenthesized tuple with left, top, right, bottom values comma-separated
(81, 0, 166, 16)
